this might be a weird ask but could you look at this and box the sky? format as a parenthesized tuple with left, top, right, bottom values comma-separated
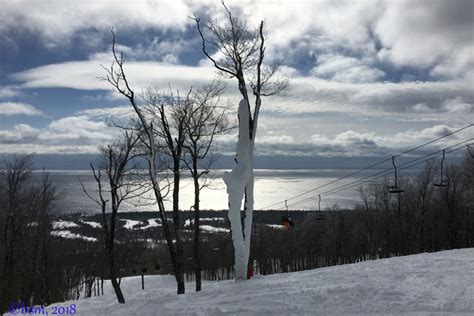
(0, 0, 473, 168)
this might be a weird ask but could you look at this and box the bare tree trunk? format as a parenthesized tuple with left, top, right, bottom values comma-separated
(192, 158, 202, 291)
(172, 164, 185, 294)
(108, 247, 125, 303)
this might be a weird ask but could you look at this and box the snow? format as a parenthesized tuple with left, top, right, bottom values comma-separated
(52, 220, 79, 229)
(36, 249, 474, 315)
(80, 220, 101, 228)
(184, 220, 230, 233)
(140, 219, 162, 230)
(122, 219, 143, 230)
(200, 225, 230, 233)
(50, 230, 97, 242)
(265, 224, 286, 230)
(201, 217, 226, 222)
(223, 99, 254, 280)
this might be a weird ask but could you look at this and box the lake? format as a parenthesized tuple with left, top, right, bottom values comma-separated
(32, 168, 411, 214)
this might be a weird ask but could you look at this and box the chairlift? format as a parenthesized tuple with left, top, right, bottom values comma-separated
(433, 149, 448, 187)
(315, 194, 326, 220)
(388, 156, 404, 193)
(467, 144, 474, 159)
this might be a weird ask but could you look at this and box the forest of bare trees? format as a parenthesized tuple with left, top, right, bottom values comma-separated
(0, 156, 56, 310)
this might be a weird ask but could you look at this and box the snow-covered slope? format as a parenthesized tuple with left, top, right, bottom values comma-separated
(28, 249, 474, 315)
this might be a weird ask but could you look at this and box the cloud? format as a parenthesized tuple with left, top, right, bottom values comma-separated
(3, 0, 472, 82)
(0, 102, 42, 116)
(48, 115, 106, 132)
(12, 56, 216, 92)
(0, 86, 20, 99)
(375, 0, 474, 80)
(77, 105, 133, 118)
(108, 37, 190, 63)
(0, 124, 40, 143)
(257, 134, 295, 144)
(0, 115, 114, 154)
(0, 0, 192, 44)
(38, 115, 113, 145)
(12, 58, 473, 119)
(411, 103, 434, 113)
(310, 54, 384, 83)
(251, 124, 473, 157)
(441, 97, 473, 113)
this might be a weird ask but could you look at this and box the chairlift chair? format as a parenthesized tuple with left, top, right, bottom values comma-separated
(388, 156, 405, 193)
(281, 200, 295, 230)
(433, 149, 448, 187)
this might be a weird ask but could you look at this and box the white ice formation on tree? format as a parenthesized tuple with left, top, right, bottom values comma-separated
(223, 99, 255, 280)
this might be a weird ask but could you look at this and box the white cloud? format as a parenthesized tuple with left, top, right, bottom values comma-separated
(12, 59, 473, 118)
(411, 103, 433, 113)
(375, 0, 474, 80)
(77, 105, 133, 118)
(1, 0, 472, 82)
(311, 55, 384, 83)
(12, 57, 216, 92)
(38, 115, 113, 144)
(0, 0, 192, 43)
(48, 115, 106, 132)
(0, 86, 20, 99)
(0, 115, 114, 154)
(162, 54, 179, 64)
(0, 102, 42, 116)
(0, 124, 40, 143)
(441, 97, 473, 113)
(257, 134, 294, 144)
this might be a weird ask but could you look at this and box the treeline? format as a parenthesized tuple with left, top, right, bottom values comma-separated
(250, 153, 474, 274)
(0, 156, 158, 313)
(0, 156, 56, 311)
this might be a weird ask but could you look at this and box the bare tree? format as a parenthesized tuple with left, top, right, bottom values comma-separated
(182, 82, 229, 291)
(81, 131, 140, 303)
(141, 86, 197, 294)
(0, 155, 33, 310)
(0, 155, 56, 312)
(101, 30, 186, 294)
(193, 2, 289, 279)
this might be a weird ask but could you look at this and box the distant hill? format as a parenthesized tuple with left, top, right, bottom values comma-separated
(0, 153, 463, 170)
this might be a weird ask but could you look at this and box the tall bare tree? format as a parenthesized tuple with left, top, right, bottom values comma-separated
(193, 2, 288, 279)
(182, 82, 229, 291)
(141, 87, 196, 294)
(102, 31, 187, 294)
(81, 131, 139, 303)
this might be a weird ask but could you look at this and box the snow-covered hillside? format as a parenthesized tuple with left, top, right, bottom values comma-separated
(21, 249, 474, 315)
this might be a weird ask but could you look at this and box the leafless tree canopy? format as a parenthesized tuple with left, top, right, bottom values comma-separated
(193, 1, 289, 139)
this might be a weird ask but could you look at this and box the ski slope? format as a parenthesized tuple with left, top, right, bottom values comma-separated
(23, 249, 474, 315)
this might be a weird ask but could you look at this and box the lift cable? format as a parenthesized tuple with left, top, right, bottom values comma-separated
(260, 123, 473, 210)
(285, 140, 472, 209)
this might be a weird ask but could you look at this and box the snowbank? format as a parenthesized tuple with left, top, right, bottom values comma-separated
(50, 230, 97, 242)
(122, 219, 143, 230)
(200, 225, 230, 233)
(20, 249, 474, 315)
(52, 220, 79, 229)
(80, 220, 101, 228)
(140, 218, 162, 230)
